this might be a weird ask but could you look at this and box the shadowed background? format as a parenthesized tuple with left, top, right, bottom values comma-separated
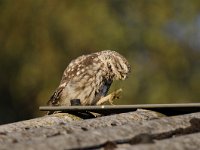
(0, 0, 200, 124)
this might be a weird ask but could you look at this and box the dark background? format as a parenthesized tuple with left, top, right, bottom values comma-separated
(0, 0, 200, 124)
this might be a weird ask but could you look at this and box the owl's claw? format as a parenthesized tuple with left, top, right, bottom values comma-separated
(96, 88, 122, 105)
(109, 99, 114, 105)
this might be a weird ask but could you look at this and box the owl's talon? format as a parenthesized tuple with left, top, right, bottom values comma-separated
(97, 88, 122, 105)
(109, 100, 115, 105)
(108, 98, 114, 105)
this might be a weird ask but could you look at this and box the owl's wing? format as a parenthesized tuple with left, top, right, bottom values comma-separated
(47, 84, 66, 106)
(46, 84, 66, 114)
(47, 64, 72, 106)
(48, 53, 99, 106)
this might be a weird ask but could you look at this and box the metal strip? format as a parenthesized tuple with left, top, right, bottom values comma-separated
(40, 103, 200, 115)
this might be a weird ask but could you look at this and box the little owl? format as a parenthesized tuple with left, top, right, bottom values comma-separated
(47, 50, 131, 107)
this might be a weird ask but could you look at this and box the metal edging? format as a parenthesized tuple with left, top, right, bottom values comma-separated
(40, 103, 200, 116)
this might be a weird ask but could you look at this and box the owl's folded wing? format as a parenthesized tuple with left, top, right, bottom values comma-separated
(47, 85, 65, 106)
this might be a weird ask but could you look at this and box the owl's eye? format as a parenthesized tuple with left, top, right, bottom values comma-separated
(107, 63, 111, 69)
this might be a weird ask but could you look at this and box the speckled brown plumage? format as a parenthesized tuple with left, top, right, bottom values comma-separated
(47, 50, 131, 106)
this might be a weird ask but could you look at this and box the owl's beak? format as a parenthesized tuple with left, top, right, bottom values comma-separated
(121, 74, 127, 80)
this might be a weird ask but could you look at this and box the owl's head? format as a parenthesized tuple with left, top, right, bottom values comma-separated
(97, 50, 131, 80)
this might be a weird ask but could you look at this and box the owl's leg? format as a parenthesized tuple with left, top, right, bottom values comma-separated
(96, 88, 122, 105)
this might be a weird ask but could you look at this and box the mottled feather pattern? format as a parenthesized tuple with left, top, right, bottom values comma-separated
(48, 50, 130, 106)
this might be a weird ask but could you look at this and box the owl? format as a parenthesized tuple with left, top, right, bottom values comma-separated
(47, 50, 131, 107)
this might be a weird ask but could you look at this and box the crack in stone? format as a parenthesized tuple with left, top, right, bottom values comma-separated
(65, 118, 200, 150)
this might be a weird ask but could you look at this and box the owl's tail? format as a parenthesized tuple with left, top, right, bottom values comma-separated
(46, 91, 61, 115)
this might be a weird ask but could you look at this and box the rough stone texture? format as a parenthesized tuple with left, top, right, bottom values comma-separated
(0, 109, 162, 145)
(0, 113, 82, 133)
(116, 132, 200, 150)
(0, 109, 199, 150)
